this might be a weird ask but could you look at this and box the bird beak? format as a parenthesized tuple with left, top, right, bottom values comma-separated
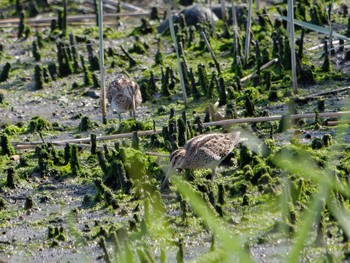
(160, 166, 174, 193)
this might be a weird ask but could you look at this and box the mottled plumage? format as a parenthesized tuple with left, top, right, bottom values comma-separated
(160, 131, 246, 192)
(107, 76, 142, 120)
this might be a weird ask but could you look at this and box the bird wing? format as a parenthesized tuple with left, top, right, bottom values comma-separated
(202, 135, 234, 158)
(184, 133, 221, 152)
(200, 132, 242, 159)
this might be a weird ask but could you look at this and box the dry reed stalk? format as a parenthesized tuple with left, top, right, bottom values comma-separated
(200, 31, 221, 75)
(220, 0, 227, 24)
(231, 0, 240, 63)
(98, 0, 107, 124)
(244, 0, 253, 65)
(166, 0, 188, 108)
(202, 111, 350, 127)
(240, 58, 278, 82)
(0, 13, 150, 27)
(13, 130, 162, 147)
(326, 120, 350, 126)
(288, 0, 298, 94)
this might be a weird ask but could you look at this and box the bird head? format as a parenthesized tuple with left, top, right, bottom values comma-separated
(160, 148, 186, 192)
(169, 148, 186, 169)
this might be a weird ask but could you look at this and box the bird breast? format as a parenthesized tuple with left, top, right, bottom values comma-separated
(107, 78, 142, 112)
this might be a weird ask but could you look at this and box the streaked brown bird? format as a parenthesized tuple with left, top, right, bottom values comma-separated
(160, 131, 246, 192)
(107, 76, 142, 121)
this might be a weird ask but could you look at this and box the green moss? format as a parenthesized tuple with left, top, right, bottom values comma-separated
(116, 119, 152, 133)
(120, 147, 149, 181)
(239, 145, 253, 168)
(4, 124, 24, 135)
(27, 115, 51, 133)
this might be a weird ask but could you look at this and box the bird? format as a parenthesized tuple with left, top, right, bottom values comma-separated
(206, 102, 225, 122)
(160, 131, 247, 192)
(106, 76, 142, 121)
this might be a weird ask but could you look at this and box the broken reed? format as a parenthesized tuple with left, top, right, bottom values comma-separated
(166, 0, 188, 108)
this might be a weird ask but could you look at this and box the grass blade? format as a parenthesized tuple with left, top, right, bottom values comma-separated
(172, 177, 253, 263)
(277, 15, 350, 41)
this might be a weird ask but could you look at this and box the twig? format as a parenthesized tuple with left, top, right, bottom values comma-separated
(14, 143, 100, 150)
(295, 86, 350, 102)
(0, 13, 149, 27)
(306, 40, 341, 52)
(200, 30, 221, 75)
(145, 152, 169, 157)
(12, 130, 162, 147)
(240, 58, 278, 83)
(326, 120, 350, 126)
